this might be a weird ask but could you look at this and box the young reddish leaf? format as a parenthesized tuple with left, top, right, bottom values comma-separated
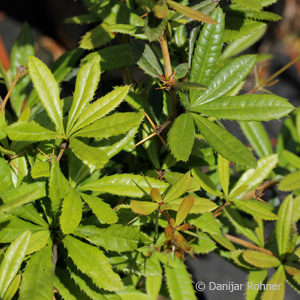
(175, 196, 194, 226)
(130, 200, 158, 215)
(150, 188, 161, 203)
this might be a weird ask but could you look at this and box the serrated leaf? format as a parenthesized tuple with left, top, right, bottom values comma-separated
(191, 232, 216, 254)
(167, 113, 195, 162)
(5, 121, 60, 141)
(63, 235, 124, 291)
(60, 189, 82, 234)
(192, 114, 256, 169)
(0, 231, 31, 298)
(74, 224, 150, 252)
(72, 111, 144, 139)
(243, 250, 281, 268)
(232, 0, 262, 10)
(118, 292, 153, 300)
(192, 94, 294, 121)
(67, 54, 101, 135)
(2, 272, 21, 300)
(276, 194, 294, 256)
(260, 0, 278, 7)
(164, 172, 191, 203)
(278, 171, 300, 191)
(0, 158, 13, 194)
(261, 265, 285, 300)
(70, 86, 130, 134)
(49, 160, 70, 214)
(81, 194, 118, 224)
(282, 150, 300, 169)
(26, 230, 50, 255)
(144, 12, 167, 41)
(0, 182, 46, 214)
(230, 154, 278, 197)
(130, 200, 158, 215)
(211, 232, 235, 251)
(189, 212, 220, 235)
(19, 242, 53, 300)
(246, 270, 268, 300)
(239, 121, 273, 158)
(146, 275, 162, 299)
(28, 56, 64, 134)
(69, 137, 108, 171)
(165, 256, 196, 300)
(218, 155, 229, 197)
(78, 174, 168, 197)
(233, 199, 277, 220)
(80, 23, 113, 50)
(190, 7, 224, 102)
(130, 40, 163, 77)
(191, 55, 256, 106)
(166, 0, 217, 24)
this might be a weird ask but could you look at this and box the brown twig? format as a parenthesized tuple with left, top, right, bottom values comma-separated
(158, 31, 172, 78)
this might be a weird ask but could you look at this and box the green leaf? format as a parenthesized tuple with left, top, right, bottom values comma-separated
(276, 194, 294, 256)
(164, 172, 191, 203)
(278, 171, 300, 191)
(2, 272, 21, 300)
(192, 114, 256, 169)
(243, 250, 281, 268)
(192, 94, 294, 121)
(74, 224, 150, 252)
(130, 40, 163, 77)
(80, 23, 113, 50)
(49, 160, 70, 214)
(78, 174, 168, 197)
(60, 189, 82, 234)
(26, 230, 50, 255)
(0, 182, 46, 214)
(28, 56, 64, 134)
(0, 231, 31, 298)
(130, 200, 158, 215)
(165, 256, 196, 300)
(69, 137, 108, 171)
(70, 86, 130, 134)
(5, 121, 60, 141)
(230, 154, 278, 197)
(232, 199, 277, 220)
(72, 111, 144, 139)
(9, 23, 34, 116)
(191, 55, 256, 106)
(166, 0, 217, 24)
(118, 292, 152, 300)
(232, 0, 262, 10)
(239, 121, 273, 158)
(19, 242, 53, 300)
(67, 54, 101, 135)
(144, 13, 167, 41)
(191, 232, 216, 254)
(261, 265, 285, 300)
(260, 0, 278, 7)
(218, 155, 229, 197)
(63, 235, 124, 291)
(246, 270, 268, 300)
(146, 275, 162, 299)
(282, 150, 300, 169)
(0, 158, 13, 194)
(190, 7, 224, 102)
(167, 113, 195, 162)
(81, 194, 118, 224)
(175, 196, 194, 226)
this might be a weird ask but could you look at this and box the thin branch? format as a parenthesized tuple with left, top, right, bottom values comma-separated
(158, 31, 172, 78)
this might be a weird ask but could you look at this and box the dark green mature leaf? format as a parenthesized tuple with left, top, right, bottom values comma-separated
(5, 121, 61, 141)
(239, 121, 273, 158)
(130, 40, 163, 77)
(70, 86, 130, 134)
(0, 231, 31, 298)
(192, 114, 256, 168)
(276, 194, 294, 256)
(28, 56, 64, 134)
(73, 111, 144, 139)
(144, 12, 167, 42)
(190, 7, 224, 102)
(246, 270, 268, 300)
(191, 55, 256, 106)
(9, 23, 34, 115)
(78, 174, 168, 197)
(0, 182, 46, 214)
(243, 250, 281, 268)
(165, 256, 196, 300)
(60, 189, 82, 234)
(261, 265, 286, 300)
(167, 113, 195, 162)
(75, 224, 150, 252)
(81, 194, 118, 224)
(67, 55, 101, 135)
(80, 23, 113, 50)
(69, 137, 108, 171)
(63, 235, 124, 291)
(19, 242, 53, 300)
(192, 94, 294, 121)
(279, 171, 300, 191)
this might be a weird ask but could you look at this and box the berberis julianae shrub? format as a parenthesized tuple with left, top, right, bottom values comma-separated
(0, 0, 299, 299)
